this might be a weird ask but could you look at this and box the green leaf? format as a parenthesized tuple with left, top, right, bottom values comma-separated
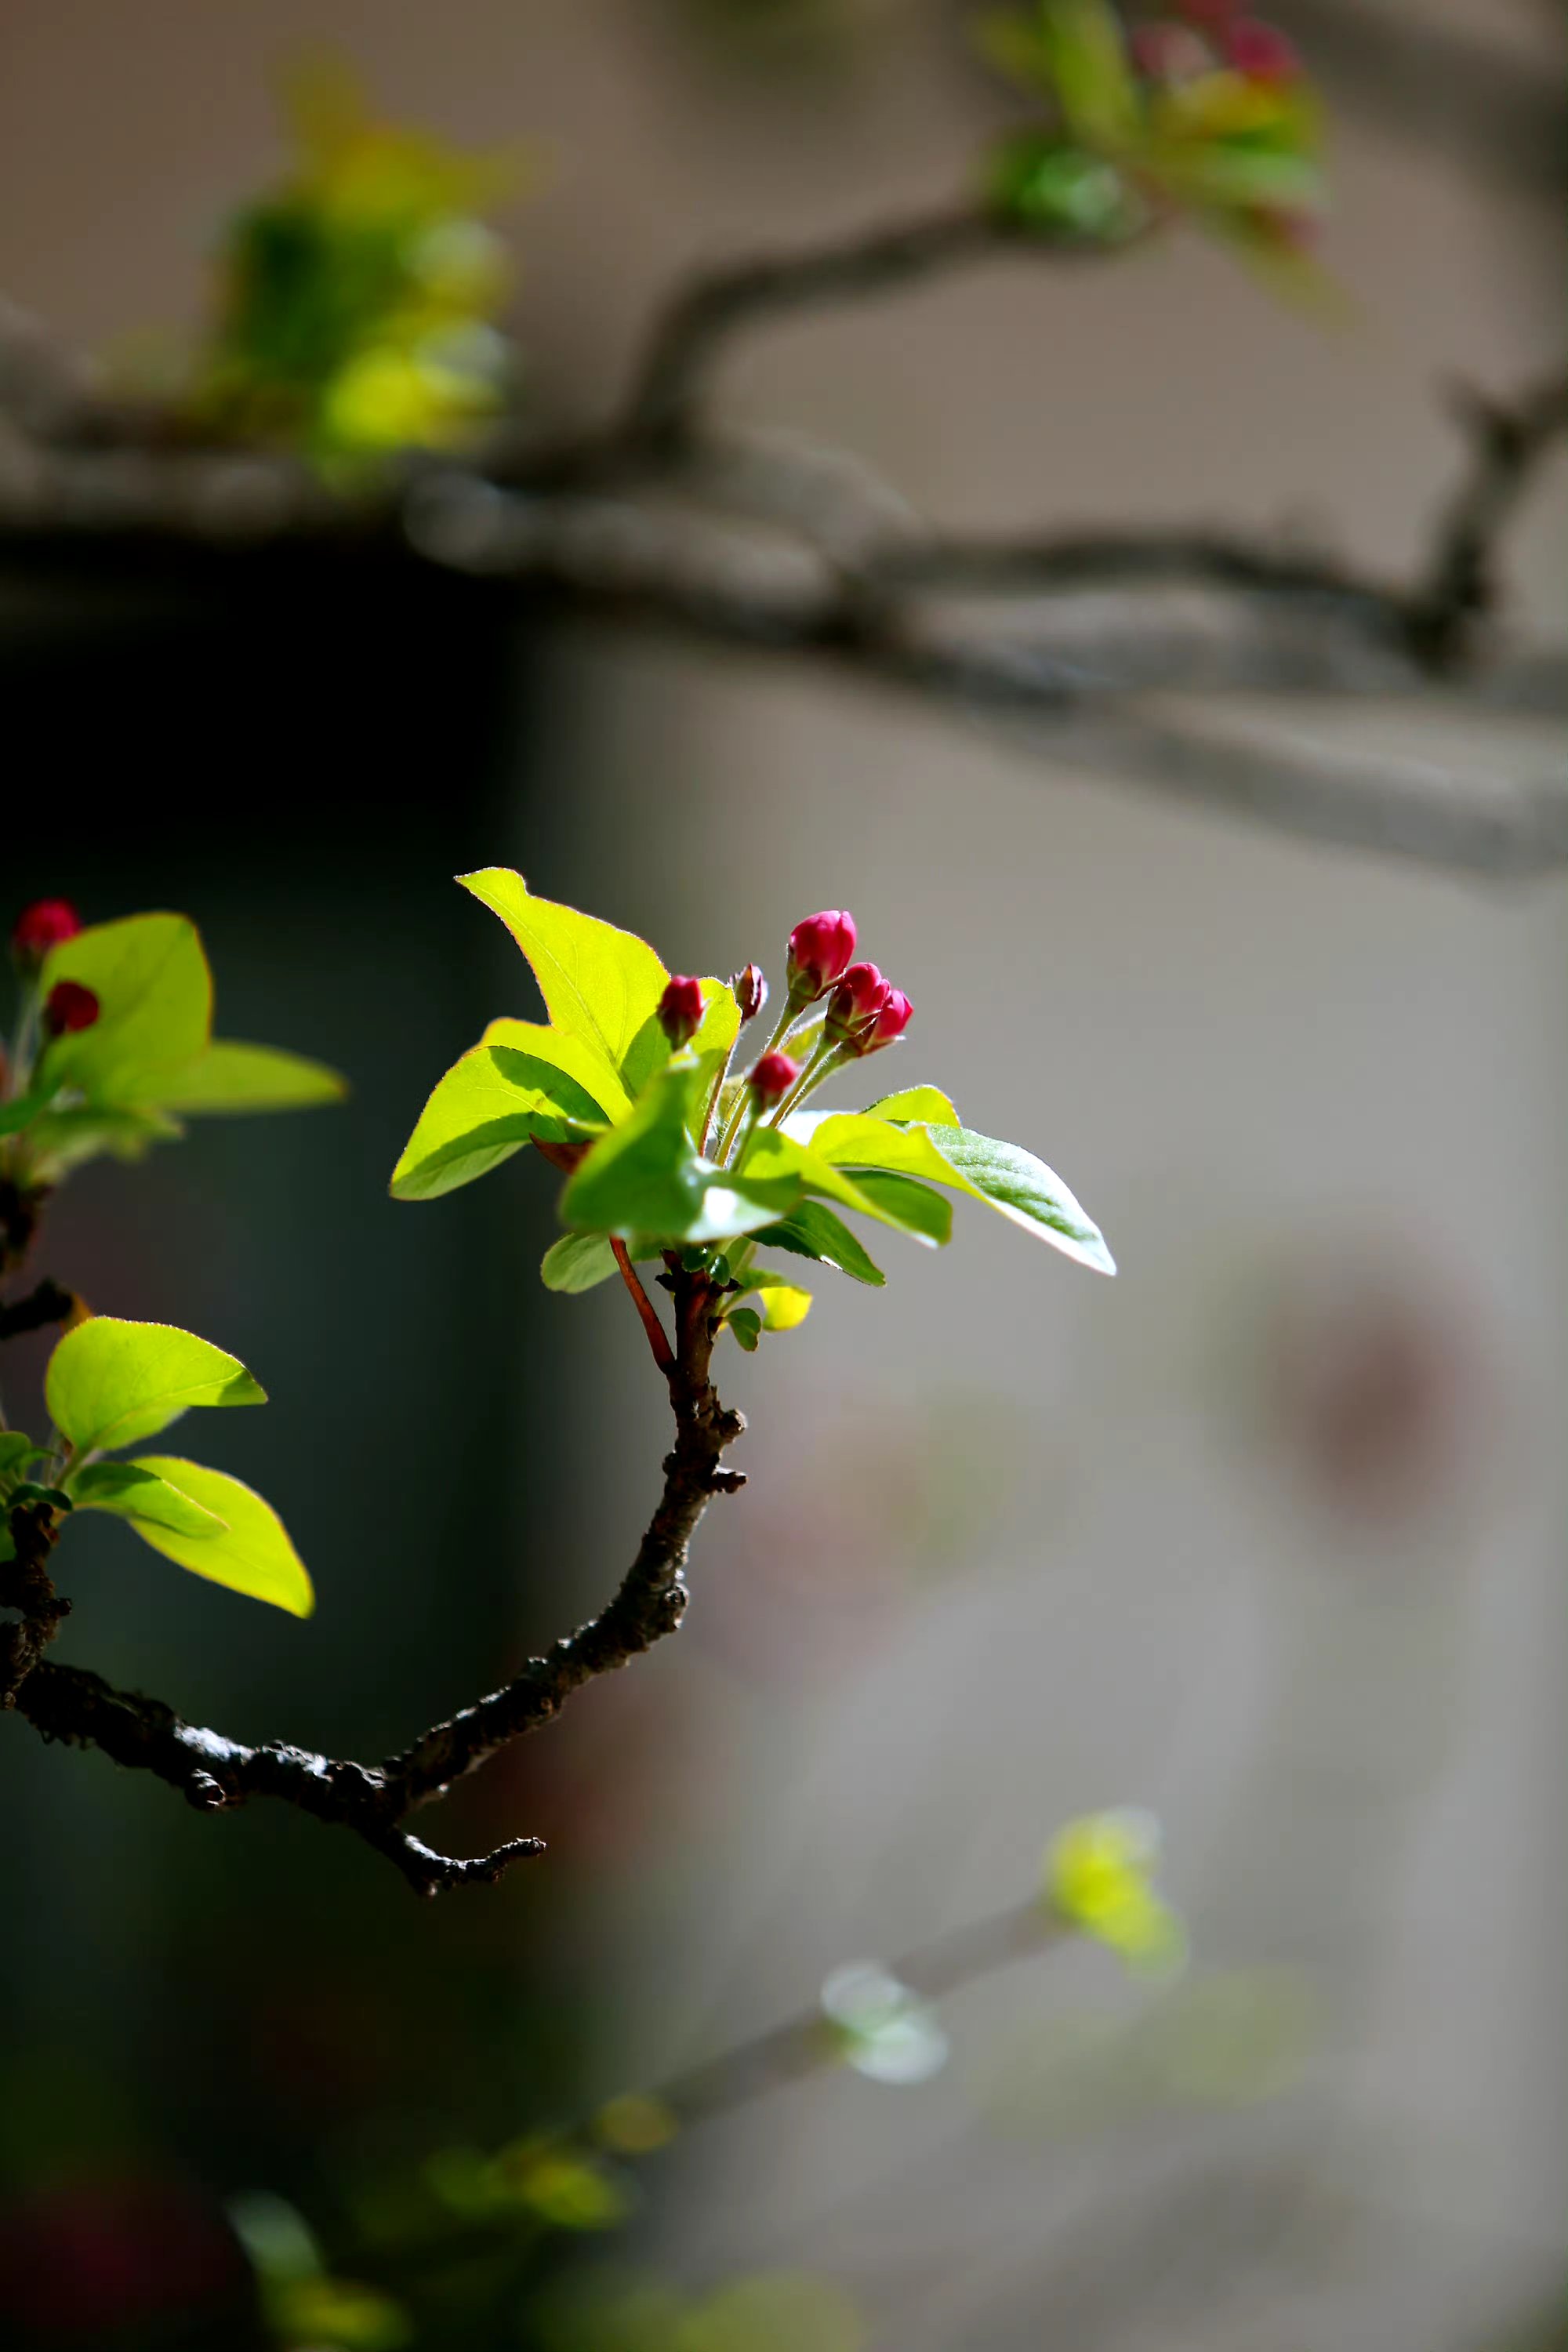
(459, 869, 671, 1094)
(391, 1019, 622, 1202)
(849, 1171, 953, 1247)
(862, 1085, 960, 1127)
(728, 1308, 762, 1352)
(38, 914, 213, 1102)
(9, 1483, 72, 1512)
(71, 1461, 230, 1537)
(46, 1317, 267, 1454)
(562, 1065, 797, 1246)
(0, 1092, 48, 1138)
(151, 1040, 347, 1113)
(0, 1433, 41, 1480)
(752, 1203, 886, 1287)
(690, 980, 742, 1129)
(539, 1231, 619, 1294)
(125, 1457, 314, 1616)
(1038, 0, 1140, 146)
(791, 1112, 1114, 1272)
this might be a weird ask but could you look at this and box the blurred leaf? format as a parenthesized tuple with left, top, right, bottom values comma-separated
(391, 1018, 620, 1201)
(727, 1308, 762, 1351)
(152, 1039, 347, 1112)
(46, 1316, 265, 1453)
(125, 1457, 314, 1617)
(986, 133, 1138, 235)
(593, 2093, 680, 2156)
(460, 869, 672, 1096)
(267, 2272, 412, 2350)
(1047, 1809, 1185, 1973)
(38, 914, 212, 1102)
(71, 1461, 230, 1537)
(19, 1103, 185, 1180)
(1036, 0, 1140, 144)
(751, 1203, 885, 1287)
(541, 1231, 620, 1293)
(820, 1962, 949, 2085)
(0, 1432, 42, 1480)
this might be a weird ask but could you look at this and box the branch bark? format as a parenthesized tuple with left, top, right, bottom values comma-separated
(4, 1263, 745, 1896)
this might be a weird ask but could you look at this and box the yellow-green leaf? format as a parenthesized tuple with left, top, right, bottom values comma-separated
(862, 1085, 960, 1127)
(126, 1457, 314, 1616)
(71, 1461, 230, 1537)
(391, 1018, 623, 1202)
(46, 1317, 266, 1454)
(38, 914, 213, 1102)
(152, 1040, 347, 1112)
(459, 869, 671, 1094)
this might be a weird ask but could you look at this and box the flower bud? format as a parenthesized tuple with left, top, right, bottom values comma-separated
(748, 1050, 799, 1109)
(824, 960, 890, 1047)
(729, 963, 768, 1025)
(658, 974, 705, 1050)
(785, 909, 856, 1004)
(12, 898, 82, 966)
(861, 987, 913, 1056)
(1130, 20, 1210, 80)
(1223, 18, 1299, 80)
(43, 980, 100, 1036)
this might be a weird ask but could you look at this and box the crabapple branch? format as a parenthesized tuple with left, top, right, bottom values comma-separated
(4, 1259, 745, 1895)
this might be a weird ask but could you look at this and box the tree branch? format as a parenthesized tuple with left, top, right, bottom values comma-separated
(1407, 372, 1568, 666)
(5, 1265, 746, 1896)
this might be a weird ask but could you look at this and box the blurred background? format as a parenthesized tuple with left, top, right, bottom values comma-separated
(1, 2, 1565, 2347)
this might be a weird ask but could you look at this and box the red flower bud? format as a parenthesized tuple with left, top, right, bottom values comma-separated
(1223, 18, 1300, 80)
(861, 987, 913, 1056)
(43, 979, 100, 1036)
(658, 974, 705, 1050)
(12, 898, 82, 964)
(785, 909, 856, 1003)
(748, 1050, 799, 1109)
(824, 960, 890, 1047)
(730, 963, 768, 1025)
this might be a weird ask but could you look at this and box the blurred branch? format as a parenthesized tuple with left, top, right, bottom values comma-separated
(0, 215, 1563, 878)
(5, 1263, 745, 1896)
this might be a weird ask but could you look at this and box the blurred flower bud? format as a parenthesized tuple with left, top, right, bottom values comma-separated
(785, 909, 856, 1004)
(1223, 18, 1300, 79)
(1172, 0, 1241, 26)
(748, 1051, 799, 1109)
(12, 898, 82, 966)
(730, 963, 768, 1025)
(658, 974, 705, 1049)
(861, 988, 913, 1057)
(1130, 21, 1211, 79)
(824, 960, 890, 1049)
(43, 980, 100, 1036)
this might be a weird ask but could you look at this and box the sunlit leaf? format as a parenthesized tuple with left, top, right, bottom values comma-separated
(847, 1171, 952, 1247)
(152, 1039, 347, 1112)
(38, 914, 212, 1102)
(459, 869, 672, 1094)
(788, 1112, 1114, 1273)
(742, 1128, 940, 1243)
(46, 1317, 266, 1454)
(738, 1271, 813, 1331)
(860, 1085, 960, 1127)
(391, 1018, 622, 1201)
(562, 1065, 797, 1245)
(71, 1460, 230, 1537)
(1037, 0, 1140, 146)
(126, 1456, 314, 1616)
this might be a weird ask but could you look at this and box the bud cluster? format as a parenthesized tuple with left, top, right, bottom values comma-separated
(1133, 2, 1301, 89)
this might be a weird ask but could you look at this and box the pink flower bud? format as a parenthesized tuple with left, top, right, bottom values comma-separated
(785, 909, 856, 1003)
(1223, 18, 1300, 80)
(861, 987, 913, 1056)
(12, 898, 82, 964)
(1131, 21, 1211, 80)
(43, 979, 99, 1036)
(824, 960, 890, 1047)
(748, 1050, 799, 1109)
(730, 963, 768, 1025)
(658, 974, 705, 1049)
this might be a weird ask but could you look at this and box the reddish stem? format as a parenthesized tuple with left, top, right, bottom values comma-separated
(611, 1237, 677, 1377)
